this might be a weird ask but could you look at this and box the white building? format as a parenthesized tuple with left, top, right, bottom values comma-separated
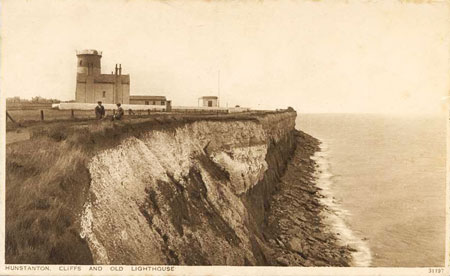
(199, 96, 218, 107)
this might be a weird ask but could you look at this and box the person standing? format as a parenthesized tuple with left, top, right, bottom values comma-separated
(112, 103, 124, 120)
(95, 101, 105, 119)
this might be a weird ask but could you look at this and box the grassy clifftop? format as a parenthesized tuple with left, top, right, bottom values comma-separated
(6, 130, 92, 263)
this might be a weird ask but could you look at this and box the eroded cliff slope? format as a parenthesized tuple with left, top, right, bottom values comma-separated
(81, 112, 297, 265)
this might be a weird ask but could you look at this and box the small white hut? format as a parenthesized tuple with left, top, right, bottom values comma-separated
(199, 96, 218, 107)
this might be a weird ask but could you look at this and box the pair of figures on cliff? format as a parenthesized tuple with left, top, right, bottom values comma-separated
(95, 101, 124, 121)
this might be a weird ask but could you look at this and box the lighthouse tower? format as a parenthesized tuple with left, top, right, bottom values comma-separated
(76, 49, 102, 76)
(75, 49, 130, 104)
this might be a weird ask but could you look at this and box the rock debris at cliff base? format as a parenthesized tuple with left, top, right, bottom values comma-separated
(263, 130, 353, 266)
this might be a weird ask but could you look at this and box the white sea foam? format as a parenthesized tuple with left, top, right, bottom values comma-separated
(310, 141, 372, 267)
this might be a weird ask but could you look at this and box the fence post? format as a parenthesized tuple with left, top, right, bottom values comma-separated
(165, 100, 172, 112)
(71, 109, 75, 119)
(6, 111, 16, 123)
(40, 110, 44, 121)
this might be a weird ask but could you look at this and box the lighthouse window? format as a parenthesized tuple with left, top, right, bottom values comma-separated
(102, 91, 106, 98)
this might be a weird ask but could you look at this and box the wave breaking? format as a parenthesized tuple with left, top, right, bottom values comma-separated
(311, 141, 372, 267)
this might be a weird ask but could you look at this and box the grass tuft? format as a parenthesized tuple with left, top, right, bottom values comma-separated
(6, 135, 93, 264)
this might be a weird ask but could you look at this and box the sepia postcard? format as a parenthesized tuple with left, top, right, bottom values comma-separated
(0, 0, 449, 275)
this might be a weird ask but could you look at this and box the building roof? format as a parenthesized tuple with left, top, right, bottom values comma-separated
(76, 74, 130, 84)
(76, 49, 102, 56)
(200, 96, 218, 99)
(130, 95, 167, 100)
(94, 74, 130, 84)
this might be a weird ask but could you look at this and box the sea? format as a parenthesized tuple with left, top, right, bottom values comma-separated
(297, 113, 446, 267)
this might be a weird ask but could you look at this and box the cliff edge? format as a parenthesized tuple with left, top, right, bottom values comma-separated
(6, 111, 352, 265)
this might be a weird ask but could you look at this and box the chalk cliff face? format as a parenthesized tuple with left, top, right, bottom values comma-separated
(80, 112, 297, 265)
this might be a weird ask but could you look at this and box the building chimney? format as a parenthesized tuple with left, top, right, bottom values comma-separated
(115, 64, 118, 75)
(119, 64, 122, 75)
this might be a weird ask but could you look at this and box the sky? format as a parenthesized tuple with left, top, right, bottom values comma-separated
(1, 0, 449, 114)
